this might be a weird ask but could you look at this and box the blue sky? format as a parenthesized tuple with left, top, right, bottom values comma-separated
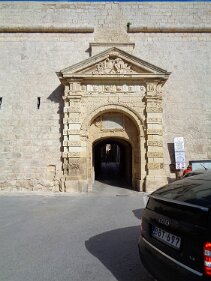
(1, 0, 211, 2)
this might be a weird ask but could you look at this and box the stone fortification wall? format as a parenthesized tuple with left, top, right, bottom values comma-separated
(0, 2, 210, 191)
(1, 2, 210, 29)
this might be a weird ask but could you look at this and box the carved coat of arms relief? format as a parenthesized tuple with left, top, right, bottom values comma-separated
(92, 58, 134, 75)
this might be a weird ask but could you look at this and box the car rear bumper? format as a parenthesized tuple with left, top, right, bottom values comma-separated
(138, 236, 207, 281)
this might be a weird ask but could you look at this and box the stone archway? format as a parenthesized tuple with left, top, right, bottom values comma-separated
(81, 104, 143, 135)
(57, 47, 170, 192)
(87, 110, 142, 190)
(93, 138, 132, 188)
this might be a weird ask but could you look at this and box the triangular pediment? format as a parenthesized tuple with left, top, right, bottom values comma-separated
(57, 47, 170, 80)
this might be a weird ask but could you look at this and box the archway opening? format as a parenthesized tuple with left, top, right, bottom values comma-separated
(93, 138, 132, 188)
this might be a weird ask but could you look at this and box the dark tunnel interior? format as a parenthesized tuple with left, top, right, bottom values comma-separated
(93, 138, 132, 188)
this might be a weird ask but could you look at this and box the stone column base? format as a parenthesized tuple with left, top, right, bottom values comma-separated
(64, 179, 88, 193)
(145, 175, 168, 193)
(135, 179, 144, 192)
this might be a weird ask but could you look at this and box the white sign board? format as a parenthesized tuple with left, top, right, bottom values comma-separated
(175, 151, 186, 163)
(174, 137, 185, 152)
(174, 137, 185, 169)
(176, 162, 186, 170)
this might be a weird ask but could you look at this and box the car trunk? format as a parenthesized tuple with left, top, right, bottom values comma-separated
(142, 196, 209, 274)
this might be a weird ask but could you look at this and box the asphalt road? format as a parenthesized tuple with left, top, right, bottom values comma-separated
(0, 181, 154, 281)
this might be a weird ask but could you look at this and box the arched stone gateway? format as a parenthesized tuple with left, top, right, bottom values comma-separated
(57, 47, 170, 192)
(93, 137, 132, 187)
(89, 110, 142, 190)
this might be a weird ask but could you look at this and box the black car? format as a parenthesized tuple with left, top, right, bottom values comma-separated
(138, 171, 211, 281)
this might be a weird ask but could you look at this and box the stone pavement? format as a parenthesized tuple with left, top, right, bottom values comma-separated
(0, 182, 153, 281)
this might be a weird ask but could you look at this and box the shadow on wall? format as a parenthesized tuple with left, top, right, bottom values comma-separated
(47, 84, 64, 155)
(167, 143, 175, 168)
(167, 143, 178, 183)
(85, 223, 154, 281)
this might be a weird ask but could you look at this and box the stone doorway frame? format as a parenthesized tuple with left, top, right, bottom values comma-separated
(85, 106, 145, 190)
(56, 47, 170, 192)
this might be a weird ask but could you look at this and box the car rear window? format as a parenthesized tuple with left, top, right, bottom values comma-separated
(152, 172, 211, 208)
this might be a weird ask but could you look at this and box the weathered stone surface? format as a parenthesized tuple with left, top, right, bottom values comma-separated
(0, 2, 210, 192)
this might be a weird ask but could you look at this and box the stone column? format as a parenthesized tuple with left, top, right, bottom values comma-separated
(62, 82, 88, 192)
(145, 82, 167, 192)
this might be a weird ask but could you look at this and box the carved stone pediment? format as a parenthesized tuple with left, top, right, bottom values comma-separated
(56, 47, 170, 81)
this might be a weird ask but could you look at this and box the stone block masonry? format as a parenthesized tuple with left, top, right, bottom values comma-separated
(0, 2, 210, 192)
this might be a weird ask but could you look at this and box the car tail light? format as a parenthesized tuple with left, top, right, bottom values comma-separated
(204, 242, 211, 276)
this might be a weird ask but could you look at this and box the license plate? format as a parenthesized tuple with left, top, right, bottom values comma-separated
(151, 225, 181, 250)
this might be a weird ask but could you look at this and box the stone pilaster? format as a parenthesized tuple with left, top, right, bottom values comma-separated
(62, 82, 88, 192)
(145, 82, 167, 192)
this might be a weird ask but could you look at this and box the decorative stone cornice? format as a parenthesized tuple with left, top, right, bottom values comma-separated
(128, 26, 211, 33)
(0, 26, 94, 33)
